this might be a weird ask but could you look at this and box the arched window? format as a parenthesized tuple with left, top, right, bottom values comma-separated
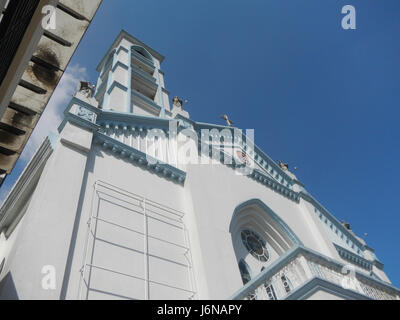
(230, 199, 302, 288)
(132, 45, 153, 62)
(238, 259, 252, 285)
(241, 229, 269, 262)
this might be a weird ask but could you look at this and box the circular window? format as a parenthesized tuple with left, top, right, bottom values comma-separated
(241, 229, 269, 262)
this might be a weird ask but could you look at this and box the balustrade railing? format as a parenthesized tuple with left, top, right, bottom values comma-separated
(231, 246, 400, 300)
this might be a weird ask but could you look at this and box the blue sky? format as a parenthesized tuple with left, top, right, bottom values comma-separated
(1, 0, 400, 286)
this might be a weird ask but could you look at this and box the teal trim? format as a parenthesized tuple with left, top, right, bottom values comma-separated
(299, 192, 365, 252)
(334, 244, 373, 271)
(230, 245, 400, 300)
(132, 44, 154, 62)
(98, 110, 171, 131)
(112, 60, 129, 72)
(94, 132, 186, 184)
(132, 68, 158, 89)
(116, 45, 129, 54)
(285, 277, 371, 300)
(250, 170, 299, 202)
(70, 97, 102, 114)
(107, 80, 128, 95)
(131, 46, 155, 68)
(96, 30, 165, 72)
(373, 259, 384, 271)
(131, 64, 157, 83)
(59, 95, 185, 185)
(193, 122, 295, 188)
(59, 112, 100, 133)
(126, 48, 132, 113)
(103, 49, 117, 110)
(230, 246, 299, 300)
(131, 88, 162, 115)
(155, 67, 165, 118)
(230, 199, 303, 246)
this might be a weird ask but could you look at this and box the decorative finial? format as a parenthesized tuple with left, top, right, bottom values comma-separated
(78, 81, 95, 98)
(342, 221, 351, 230)
(278, 160, 289, 171)
(172, 96, 183, 108)
(220, 114, 234, 127)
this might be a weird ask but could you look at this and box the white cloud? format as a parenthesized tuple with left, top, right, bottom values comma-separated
(0, 64, 88, 204)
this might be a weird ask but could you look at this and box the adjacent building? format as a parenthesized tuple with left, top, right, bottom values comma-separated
(0, 0, 102, 185)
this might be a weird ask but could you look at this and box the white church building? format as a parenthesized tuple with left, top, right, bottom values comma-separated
(0, 30, 399, 300)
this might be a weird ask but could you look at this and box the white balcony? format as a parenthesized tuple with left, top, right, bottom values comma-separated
(231, 246, 400, 300)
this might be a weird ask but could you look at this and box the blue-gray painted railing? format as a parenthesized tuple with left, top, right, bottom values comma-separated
(230, 246, 400, 300)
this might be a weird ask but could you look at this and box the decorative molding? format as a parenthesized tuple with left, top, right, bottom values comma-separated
(249, 170, 300, 202)
(334, 244, 373, 271)
(373, 259, 384, 271)
(286, 277, 371, 300)
(76, 106, 97, 123)
(107, 80, 128, 94)
(98, 111, 170, 130)
(230, 199, 303, 246)
(112, 60, 129, 72)
(299, 191, 366, 255)
(131, 88, 162, 114)
(131, 47, 155, 69)
(94, 132, 186, 184)
(96, 30, 165, 75)
(193, 122, 295, 189)
(230, 245, 400, 300)
(116, 45, 129, 54)
(132, 68, 158, 90)
(131, 64, 157, 84)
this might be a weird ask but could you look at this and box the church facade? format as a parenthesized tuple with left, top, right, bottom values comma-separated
(0, 30, 398, 300)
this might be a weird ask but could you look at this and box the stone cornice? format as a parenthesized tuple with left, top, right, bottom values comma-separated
(286, 277, 372, 300)
(299, 192, 366, 253)
(249, 169, 300, 201)
(334, 244, 373, 271)
(94, 132, 186, 184)
(193, 122, 295, 188)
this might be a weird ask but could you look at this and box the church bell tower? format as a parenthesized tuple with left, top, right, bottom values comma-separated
(94, 31, 170, 118)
